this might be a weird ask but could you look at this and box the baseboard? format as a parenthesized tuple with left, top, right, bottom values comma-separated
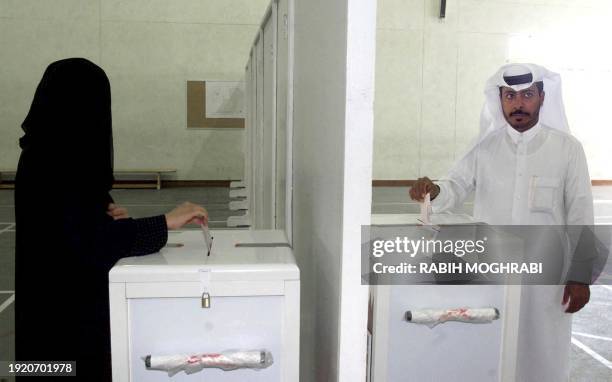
(163, 180, 233, 188)
(0, 180, 235, 190)
(373, 180, 612, 187)
(372, 180, 417, 187)
(2, 179, 611, 190)
(592, 180, 612, 186)
(112, 180, 234, 189)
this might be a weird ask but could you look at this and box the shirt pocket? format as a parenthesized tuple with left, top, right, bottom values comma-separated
(529, 176, 561, 213)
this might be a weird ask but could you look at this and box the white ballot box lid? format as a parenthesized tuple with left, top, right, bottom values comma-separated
(109, 230, 298, 283)
(371, 213, 476, 225)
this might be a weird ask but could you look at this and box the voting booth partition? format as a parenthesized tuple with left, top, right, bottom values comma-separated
(229, 0, 292, 235)
(368, 214, 523, 382)
(109, 1, 298, 381)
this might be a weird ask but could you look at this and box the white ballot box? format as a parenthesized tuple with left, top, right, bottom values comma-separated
(369, 214, 522, 382)
(109, 230, 299, 382)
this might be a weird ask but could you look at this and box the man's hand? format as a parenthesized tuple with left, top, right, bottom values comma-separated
(107, 203, 129, 220)
(562, 282, 590, 313)
(409, 177, 440, 202)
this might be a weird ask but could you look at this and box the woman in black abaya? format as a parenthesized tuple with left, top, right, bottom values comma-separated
(15, 58, 207, 380)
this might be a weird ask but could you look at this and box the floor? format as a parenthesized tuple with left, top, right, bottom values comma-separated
(0, 188, 15, 382)
(0, 186, 610, 380)
(372, 186, 612, 381)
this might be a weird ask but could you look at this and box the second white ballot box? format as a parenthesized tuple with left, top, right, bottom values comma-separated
(109, 230, 299, 382)
(368, 213, 523, 382)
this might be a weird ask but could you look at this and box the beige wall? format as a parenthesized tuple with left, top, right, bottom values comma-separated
(374, 0, 612, 179)
(0, 0, 269, 179)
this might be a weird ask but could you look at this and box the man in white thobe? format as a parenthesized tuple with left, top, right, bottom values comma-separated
(410, 63, 593, 381)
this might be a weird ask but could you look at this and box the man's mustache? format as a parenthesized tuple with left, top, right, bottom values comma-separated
(510, 110, 530, 117)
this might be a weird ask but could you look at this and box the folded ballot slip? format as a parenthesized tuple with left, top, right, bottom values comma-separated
(201, 224, 213, 256)
(417, 193, 440, 233)
(420, 193, 432, 225)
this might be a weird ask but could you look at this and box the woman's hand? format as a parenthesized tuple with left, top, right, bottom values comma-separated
(165, 202, 208, 230)
(107, 203, 129, 220)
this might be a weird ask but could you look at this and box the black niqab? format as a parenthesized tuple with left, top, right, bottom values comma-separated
(15, 58, 167, 381)
(19, 57, 114, 198)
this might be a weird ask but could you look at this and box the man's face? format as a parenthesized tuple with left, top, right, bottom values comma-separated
(500, 83, 545, 132)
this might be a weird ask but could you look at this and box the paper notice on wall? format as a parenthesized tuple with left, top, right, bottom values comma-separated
(205, 81, 245, 118)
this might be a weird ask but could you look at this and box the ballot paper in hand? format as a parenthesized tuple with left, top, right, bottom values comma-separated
(420, 193, 432, 225)
(418, 193, 440, 233)
(201, 224, 213, 256)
